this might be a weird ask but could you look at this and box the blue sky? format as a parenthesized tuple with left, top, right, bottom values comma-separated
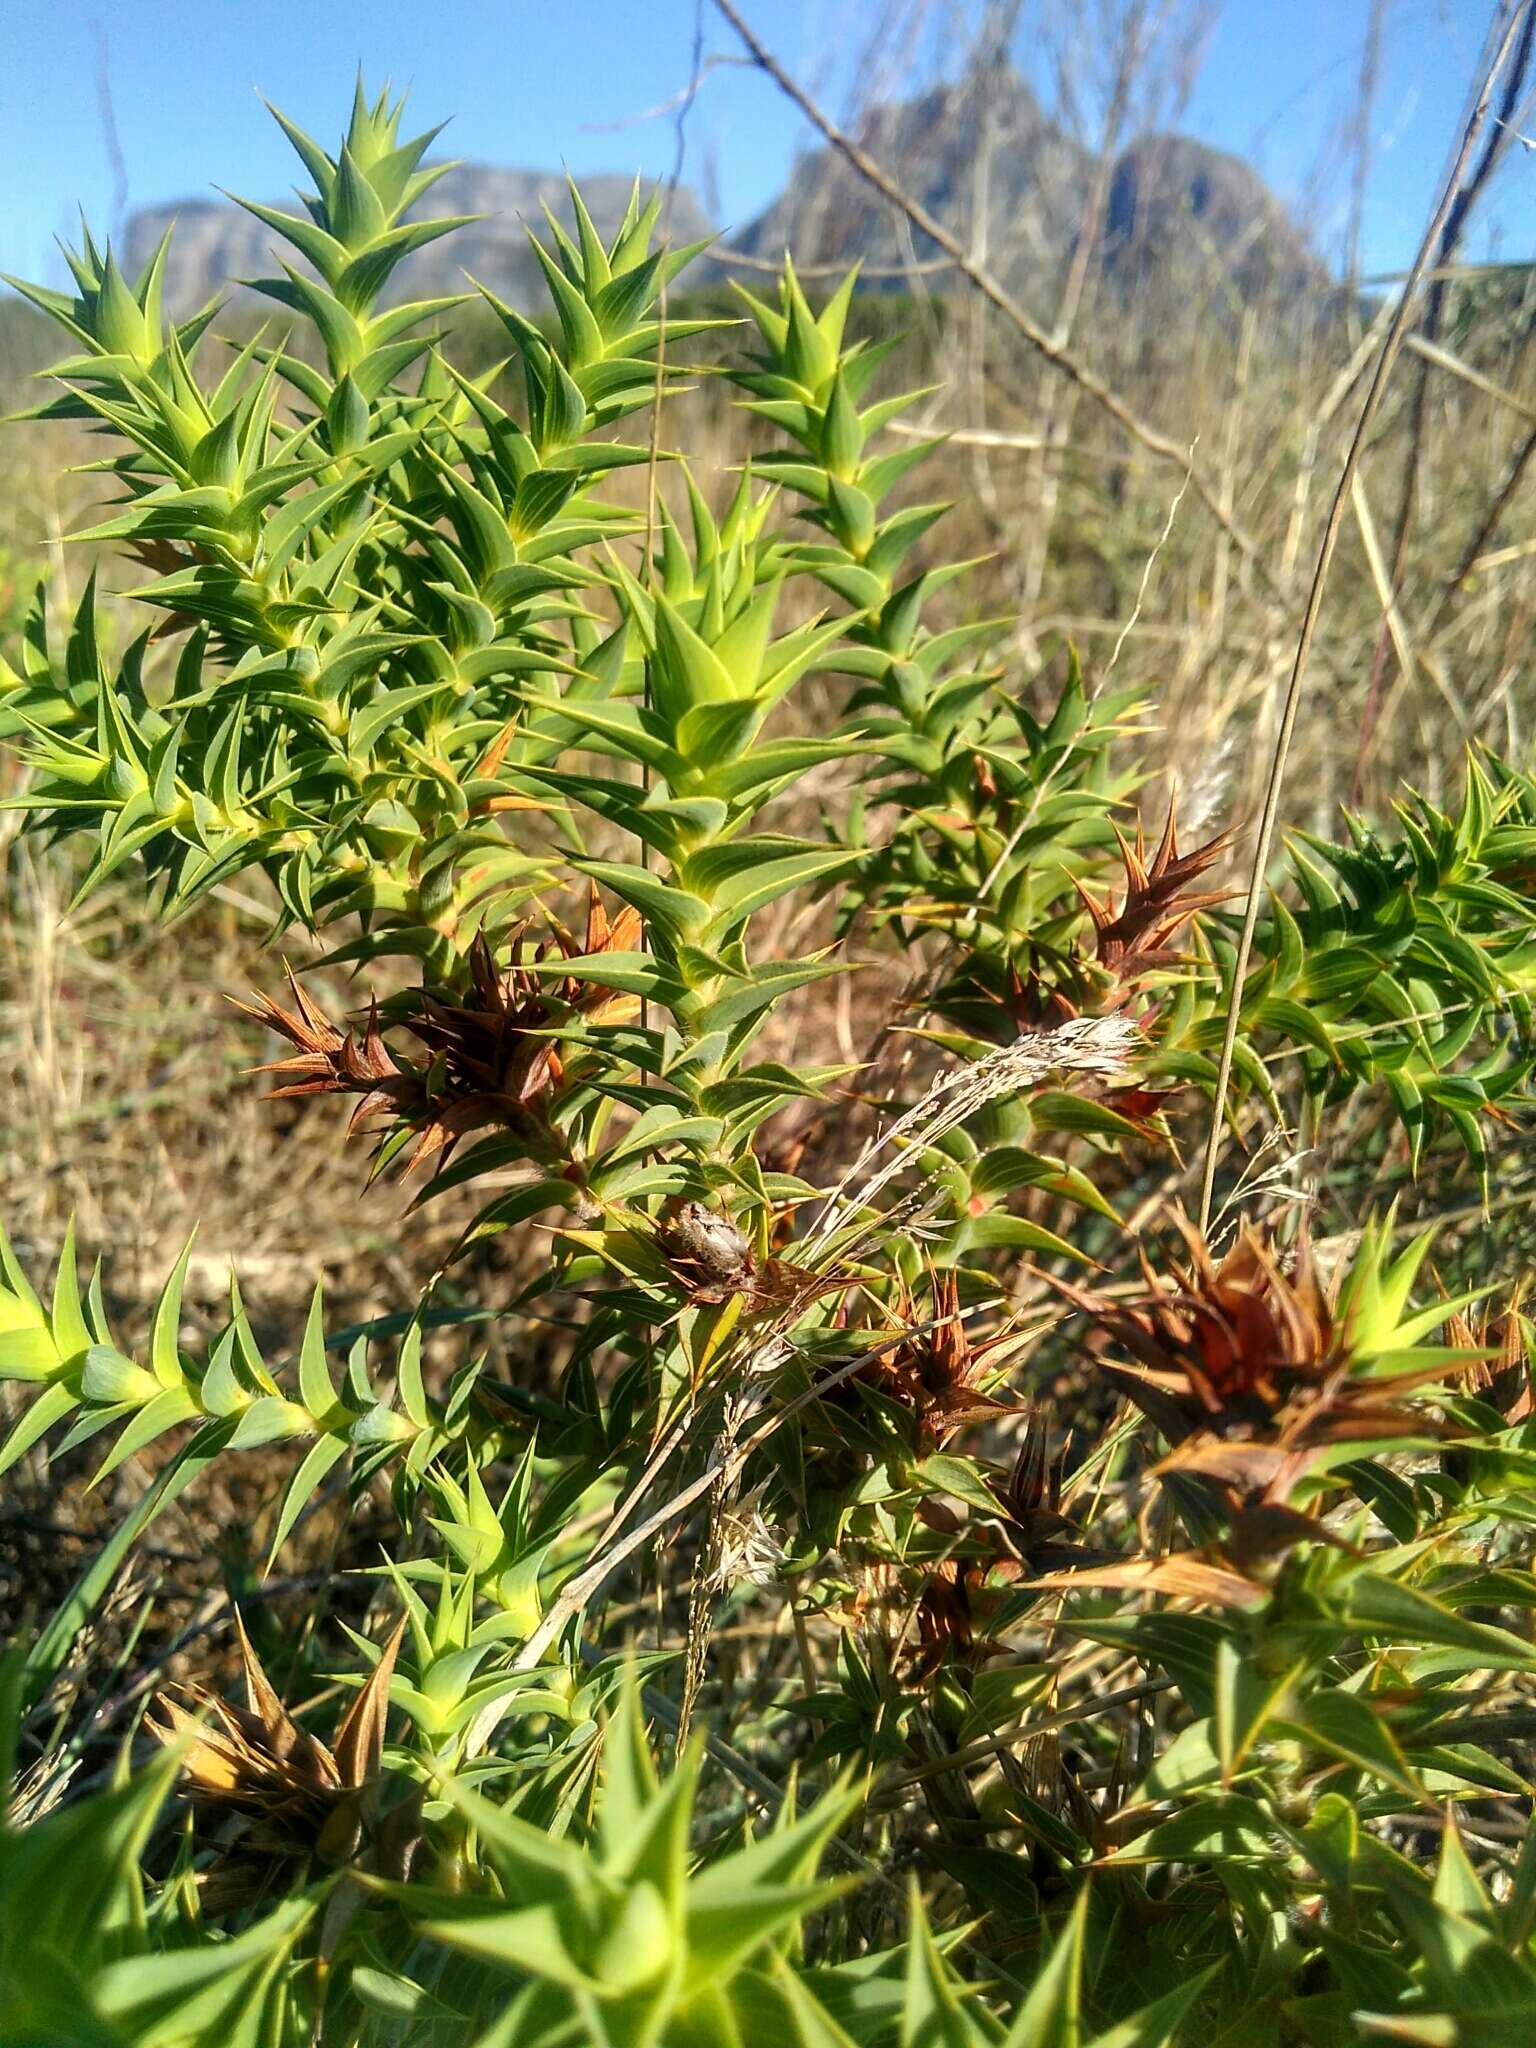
(0, 0, 1529, 289)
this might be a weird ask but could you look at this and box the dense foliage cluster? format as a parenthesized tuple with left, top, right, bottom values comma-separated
(4, 86, 1536, 2046)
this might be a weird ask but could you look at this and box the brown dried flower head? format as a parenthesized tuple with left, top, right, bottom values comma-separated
(913, 1559, 976, 1676)
(236, 890, 643, 1171)
(1053, 1214, 1441, 1498)
(149, 1614, 411, 1881)
(1077, 803, 1237, 978)
(870, 1271, 1021, 1448)
(985, 1421, 1100, 1580)
(1447, 1292, 1532, 1424)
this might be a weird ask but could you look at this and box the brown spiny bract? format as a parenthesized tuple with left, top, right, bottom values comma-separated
(237, 890, 643, 1170)
(870, 1271, 1014, 1447)
(233, 973, 412, 1132)
(149, 1615, 415, 1895)
(1054, 1215, 1439, 1497)
(1077, 804, 1237, 978)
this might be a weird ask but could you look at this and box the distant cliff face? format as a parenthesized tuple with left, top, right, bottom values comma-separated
(729, 72, 1090, 296)
(118, 71, 1323, 318)
(121, 164, 718, 314)
(1100, 135, 1324, 304)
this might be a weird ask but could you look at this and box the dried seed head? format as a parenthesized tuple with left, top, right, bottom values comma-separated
(657, 1199, 759, 1305)
(654, 1199, 846, 1319)
(1178, 731, 1239, 840)
(707, 1509, 785, 1591)
(664, 1201, 755, 1283)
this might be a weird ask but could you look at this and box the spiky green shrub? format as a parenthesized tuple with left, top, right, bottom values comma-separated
(4, 84, 1536, 2046)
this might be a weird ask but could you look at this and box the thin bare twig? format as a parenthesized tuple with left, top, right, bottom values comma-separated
(1106, 440, 1198, 677)
(876, 1676, 1175, 1793)
(886, 417, 1048, 451)
(91, 23, 130, 246)
(582, 52, 750, 130)
(1374, 6, 1536, 699)
(1404, 330, 1536, 425)
(1344, 0, 1386, 298)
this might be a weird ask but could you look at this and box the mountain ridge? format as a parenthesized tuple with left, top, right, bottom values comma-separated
(121, 68, 1326, 316)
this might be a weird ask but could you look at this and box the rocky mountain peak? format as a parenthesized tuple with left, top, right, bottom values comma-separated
(117, 73, 1324, 319)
